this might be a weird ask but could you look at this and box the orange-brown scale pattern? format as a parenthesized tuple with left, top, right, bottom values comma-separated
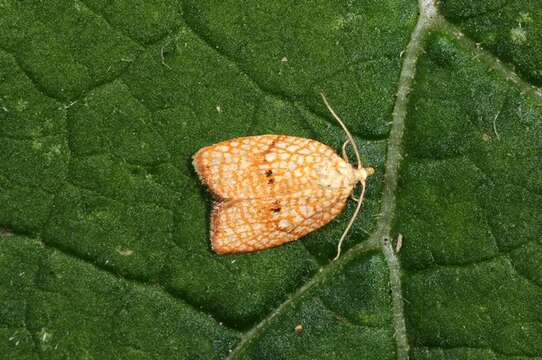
(193, 135, 358, 254)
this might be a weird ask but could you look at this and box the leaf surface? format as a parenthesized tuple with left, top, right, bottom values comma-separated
(0, 0, 540, 359)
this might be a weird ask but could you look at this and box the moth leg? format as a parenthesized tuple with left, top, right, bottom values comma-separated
(343, 139, 360, 202)
(350, 181, 361, 202)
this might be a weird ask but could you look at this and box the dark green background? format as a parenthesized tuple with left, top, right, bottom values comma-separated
(0, 0, 540, 359)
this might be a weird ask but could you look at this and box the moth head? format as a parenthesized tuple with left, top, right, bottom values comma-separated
(354, 166, 375, 184)
(320, 91, 375, 261)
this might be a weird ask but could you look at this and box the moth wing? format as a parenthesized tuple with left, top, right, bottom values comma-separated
(210, 188, 349, 254)
(193, 135, 342, 199)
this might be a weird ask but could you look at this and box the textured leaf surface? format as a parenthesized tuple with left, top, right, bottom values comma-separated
(0, 0, 540, 359)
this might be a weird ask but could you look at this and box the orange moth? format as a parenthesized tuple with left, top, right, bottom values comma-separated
(193, 93, 374, 260)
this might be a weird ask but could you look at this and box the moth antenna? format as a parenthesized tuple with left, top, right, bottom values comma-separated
(341, 139, 350, 163)
(320, 92, 368, 261)
(333, 180, 367, 261)
(320, 92, 362, 170)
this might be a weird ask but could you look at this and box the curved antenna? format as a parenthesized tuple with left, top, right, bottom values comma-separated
(320, 92, 362, 170)
(320, 92, 368, 261)
(333, 181, 367, 261)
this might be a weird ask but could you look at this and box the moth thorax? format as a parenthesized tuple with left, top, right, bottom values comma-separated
(316, 164, 353, 189)
(354, 167, 375, 183)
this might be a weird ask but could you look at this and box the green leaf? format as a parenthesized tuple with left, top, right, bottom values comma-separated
(0, 1, 540, 359)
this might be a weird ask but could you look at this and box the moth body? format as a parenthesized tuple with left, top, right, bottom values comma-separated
(193, 135, 373, 255)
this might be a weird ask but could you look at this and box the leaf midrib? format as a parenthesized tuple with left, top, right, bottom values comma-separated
(226, 0, 439, 358)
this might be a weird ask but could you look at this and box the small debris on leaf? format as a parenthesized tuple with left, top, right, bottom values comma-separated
(395, 233, 403, 253)
(116, 248, 134, 256)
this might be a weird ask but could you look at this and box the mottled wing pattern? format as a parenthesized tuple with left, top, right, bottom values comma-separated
(192, 135, 341, 199)
(211, 187, 349, 254)
(194, 135, 356, 254)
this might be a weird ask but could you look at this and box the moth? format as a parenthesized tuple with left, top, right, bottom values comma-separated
(193, 93, 374, 260)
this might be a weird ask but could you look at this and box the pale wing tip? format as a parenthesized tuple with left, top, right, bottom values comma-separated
(192, 149, 206, 179)
(210, 241, 227, 254)
(210, 229, 242, 255)
(210, 240, 234, 255)
(210, 202, 226, 254)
